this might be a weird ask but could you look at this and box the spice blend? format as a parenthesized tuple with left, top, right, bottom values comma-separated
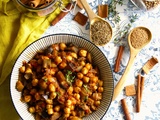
(130, 28, 150, 48)
(143, 0, 160, 10)
(91, 21, 112, 46)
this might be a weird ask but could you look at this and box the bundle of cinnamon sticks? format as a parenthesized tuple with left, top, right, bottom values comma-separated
(20, 0, 53, 8)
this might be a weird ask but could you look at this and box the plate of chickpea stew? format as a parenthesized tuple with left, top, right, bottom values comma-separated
(10, 34, 114, 120)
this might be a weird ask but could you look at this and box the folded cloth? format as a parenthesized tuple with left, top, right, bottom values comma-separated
(0, 0, 70, 119)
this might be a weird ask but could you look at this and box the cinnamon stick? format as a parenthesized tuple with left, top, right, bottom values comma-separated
(51, 3, 73, 26)
(114, 46, 124, 72)
(140, 76, 145, 102)
(98, 4, 108, 18)
(121, 98, 131, 120)
(136, 74, 141, 112)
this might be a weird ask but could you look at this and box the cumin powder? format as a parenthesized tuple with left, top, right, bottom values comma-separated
(130, 28, 149, 48)
(91, 21, 112, 46)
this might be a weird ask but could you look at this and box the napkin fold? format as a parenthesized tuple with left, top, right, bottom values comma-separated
(0, 0, 69, 119)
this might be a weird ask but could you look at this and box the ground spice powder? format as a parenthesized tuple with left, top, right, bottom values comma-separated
(91, 20, 112, 46)
(130, 28, 149, 48)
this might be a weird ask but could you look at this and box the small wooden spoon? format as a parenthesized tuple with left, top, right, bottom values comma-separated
(79, 0, 112, 46)
(112, 26, 152, 101)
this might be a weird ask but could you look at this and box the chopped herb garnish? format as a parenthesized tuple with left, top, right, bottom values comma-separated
(55, 91, 61, 96)
(84, 96, 88, 102)
(42, 77, 48, 82)
(83, 84, 89, 92)
(65, 70, 75, 85)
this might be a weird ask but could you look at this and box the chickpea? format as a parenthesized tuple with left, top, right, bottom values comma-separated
(59, 62, 67, 69)
(77, 72, 83, 79)
(70, 97, 77, 105)
(64, 107, 71, 114)
(83, 76, 90, 83)
(81, 67, 88, 75)
(25, 67, 32, 74)
(79, 49, 87, 57)
(32, 78, 38, 86)
(19, 66, 25, 73)
(30, 88, 37, 95)
(69, 105, 75, 110)
(48, 83, 56, 92)
(70, 52, 77, 59)
(73, 87, 81, 93)
(16, 81, 24, 92)
(50, 68, 58, 75)
(74, 93, 80, 100)
(54, 56, 62, 65)
(94, 100, 101, 106)
(51, 62, 57, 67)
(46, 99, 53, 104)
(49, 92, 57, 99)
(90, 76, 98, 83)
(85, 63, 92, 70)
(98, 87, 104, 93)
(66, 55, 72, 61)
(54, 105, 61, 112)
(47, 108, 54, 115)
(59, 42, 67, 50)
(24, 95, 32, 102)
(98, 80, 103, 87)
(90, 84, 98, 91)
(75, 79, 83, 87)
(64, 113, 70, 118)
(39, 80, 47, 90)
(28, 107, 35, 113)
(79, 60, 85, 66)
(71, 111, 77, 116)
(67, 86, 73, 95)
(46, 104, 53, 109)
(66, 99, 72, 107)
(52, 43, 59, 51)
(92, 93, 102, 100)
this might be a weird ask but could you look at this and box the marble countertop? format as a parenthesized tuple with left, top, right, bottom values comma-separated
(42, 0, 160, 119)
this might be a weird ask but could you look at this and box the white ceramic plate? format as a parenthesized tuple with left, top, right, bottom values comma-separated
(10, 34, 114, 120)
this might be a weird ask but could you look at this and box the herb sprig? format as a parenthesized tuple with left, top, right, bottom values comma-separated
(65, 70, 75, 85)
(109, 0, 124, 23)
(113, 14, 138, 43)
(108, 0, 139, 44)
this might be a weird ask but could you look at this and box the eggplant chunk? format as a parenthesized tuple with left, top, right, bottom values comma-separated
(56, 71, 69, 89)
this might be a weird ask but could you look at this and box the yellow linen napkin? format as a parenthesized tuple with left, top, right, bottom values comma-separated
(0, 0, 70, 119)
